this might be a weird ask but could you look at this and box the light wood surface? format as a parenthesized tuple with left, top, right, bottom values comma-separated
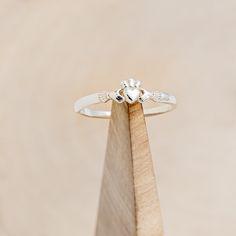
(96, 101, 163, 236)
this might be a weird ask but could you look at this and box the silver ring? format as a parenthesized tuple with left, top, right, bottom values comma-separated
(74, 78, 177, 118)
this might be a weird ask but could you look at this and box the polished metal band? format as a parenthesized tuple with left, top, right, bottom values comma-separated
(74, 79, 176, 118)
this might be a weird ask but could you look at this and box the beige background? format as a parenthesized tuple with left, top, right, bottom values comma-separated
(0, 0, 236, 235)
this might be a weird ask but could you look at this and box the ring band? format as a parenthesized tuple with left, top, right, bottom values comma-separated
(74, 78, 177, 118)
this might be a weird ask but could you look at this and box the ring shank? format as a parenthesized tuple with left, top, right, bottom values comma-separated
(74, 92, 176, 118)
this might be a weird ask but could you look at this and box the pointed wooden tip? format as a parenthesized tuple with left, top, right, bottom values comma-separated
(96, 101, 163, 236)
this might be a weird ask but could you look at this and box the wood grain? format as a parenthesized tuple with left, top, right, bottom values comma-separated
(96, 101, 163, 236)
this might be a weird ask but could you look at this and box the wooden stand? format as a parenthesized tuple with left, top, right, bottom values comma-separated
(96, 101, 163, 236)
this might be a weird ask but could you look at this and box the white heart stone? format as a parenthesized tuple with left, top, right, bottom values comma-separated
(124, 87, 140, 104)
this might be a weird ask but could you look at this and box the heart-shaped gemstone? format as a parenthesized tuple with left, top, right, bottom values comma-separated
(123, 87, 141, 104)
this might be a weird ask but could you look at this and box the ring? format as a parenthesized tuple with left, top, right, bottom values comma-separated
(74, 78, 177, 118)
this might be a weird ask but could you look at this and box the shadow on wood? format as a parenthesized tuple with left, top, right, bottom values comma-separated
(96, 101, 163, 236)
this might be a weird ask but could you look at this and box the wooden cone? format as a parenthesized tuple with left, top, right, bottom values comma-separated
(96, 101, 163, 236)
